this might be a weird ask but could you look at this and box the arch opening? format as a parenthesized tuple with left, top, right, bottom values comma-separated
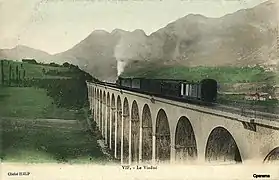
(94, 88, 97, 122)
(175, 117, 197, 163)
(116, 96, 122, 159)
(142, 104, 152, 163)
(90, 87, 93, 117)
(100, 90, 103, 131)
(131, 101, 140, 164)
(97, 90, 100, 126)
(264, 147, 279, 164)
(111, 94, 116, 151)
(123, 98, 129, 164)
(92, 89, 94, 120)
(155, 109, 171, 163)
(106, 93, 110, 145)
(205, 126, 242, 163)
(103, 92, 106, 137)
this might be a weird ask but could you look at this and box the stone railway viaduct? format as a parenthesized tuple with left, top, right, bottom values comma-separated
(86, 81, 279, 165)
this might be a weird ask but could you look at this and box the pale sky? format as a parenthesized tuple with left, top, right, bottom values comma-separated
(0, 0, 268, 54)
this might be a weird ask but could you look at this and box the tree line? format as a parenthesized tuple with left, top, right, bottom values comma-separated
(1, 59, 98, 110)
(1, 60, 26, 86)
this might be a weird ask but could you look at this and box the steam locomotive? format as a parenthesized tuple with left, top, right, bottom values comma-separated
(116, 77, 218, 105)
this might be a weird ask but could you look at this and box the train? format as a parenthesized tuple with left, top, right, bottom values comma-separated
(115, 77, 218, 105)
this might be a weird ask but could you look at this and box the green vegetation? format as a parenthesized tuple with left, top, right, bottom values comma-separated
(1, 118, 111, 163)
(0, 60, 72, 84)
(218, 93, 279, 106)
(276, 72, 279, 84)
(217, 93, 279, 113)
(0, 59, 110, 163)
(32, 79, 91, 110)
(0, 87, 84, 119)
(0, 59, 93, 118)
(122, 63, 276, 84)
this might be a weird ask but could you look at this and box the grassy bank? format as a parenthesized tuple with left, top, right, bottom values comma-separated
(0, 60, 93, 118)
(0, 60, 70, 81)
(0, 60, 111, 163)
(0, 118, 109, 163)
(0, 87, 84, 120)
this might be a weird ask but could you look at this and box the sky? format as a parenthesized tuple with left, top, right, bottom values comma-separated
(0, 0, 268, 54)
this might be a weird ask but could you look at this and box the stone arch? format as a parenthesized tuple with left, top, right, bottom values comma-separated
(106, 92, 110, 145)
(123, 98, 130, 164)
(116, 96, 122, 159)
(131, 100, 140, 163)
(205, 126, 242, 163)
(175, 116, 197, 163)
(93, 88, 95, 121)
(111, 94, 116, 151)
(142, 104, 152, 163)
(93, 87, 95, 110)
(88, 86, 91, 108)
(97, 89, 100, 125)
(100, 90, 103, 131)
(263, 147, 279, 163)
(155, 109, 171, 163)
(92, 87, 94, 107)
(90, 86, 92, 105)
(94, 88, 97, 122)
(103, 91, 106, 137)
(90, 86, 93, 115)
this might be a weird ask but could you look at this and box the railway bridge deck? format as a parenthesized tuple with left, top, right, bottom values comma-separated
(87, 81, 279, 165)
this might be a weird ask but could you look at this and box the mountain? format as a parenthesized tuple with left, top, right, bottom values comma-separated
(1, 0, 278, 81)
(124, 0, 278, 68)
(57, 0, 278, 80)
(54, 28, 150, 81)
(0, 45, 53, 63)
(53, 30, 121, 82)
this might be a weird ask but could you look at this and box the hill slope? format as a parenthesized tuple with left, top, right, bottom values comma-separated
(0, 45, 53, 63)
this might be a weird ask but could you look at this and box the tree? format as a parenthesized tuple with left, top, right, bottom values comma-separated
(9, 64, 12, 86)
(63, 62, 70, 67)
(1, 60, 4, 85)
(16, 65, 19, 83)
(12, 70, 15, 83)
(49, 62, 60, 67)
(23, 69, 26, 79)
(22, 59, 37, 64)
(19, 70, 21, 81)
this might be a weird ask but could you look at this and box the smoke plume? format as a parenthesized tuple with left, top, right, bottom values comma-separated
(117, 59, 126, 76)
(113, 29, 150, 77)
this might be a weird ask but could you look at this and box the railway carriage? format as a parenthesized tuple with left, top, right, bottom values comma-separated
(116, 77, 218, 104)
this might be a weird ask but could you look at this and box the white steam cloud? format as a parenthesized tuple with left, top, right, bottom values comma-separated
(117, 59, 127, 76)
(114, 30, 150, 77)
(114, 36, 129, 77)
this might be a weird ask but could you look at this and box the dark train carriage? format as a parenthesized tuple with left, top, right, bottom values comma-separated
(116, 77, 217, 104)
(161, 79, 182, 97)
(139, 78, 162, 94)
(200, 79, 217, 102)
(131, 78, 141, 89)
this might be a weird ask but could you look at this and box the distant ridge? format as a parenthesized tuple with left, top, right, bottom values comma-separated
(1, 0, 278, 81)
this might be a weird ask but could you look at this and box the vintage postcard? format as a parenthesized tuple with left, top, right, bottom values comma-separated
(0, 0, 279, 179)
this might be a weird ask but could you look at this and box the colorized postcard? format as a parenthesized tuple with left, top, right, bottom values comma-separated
(0, 0, 279, 179)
